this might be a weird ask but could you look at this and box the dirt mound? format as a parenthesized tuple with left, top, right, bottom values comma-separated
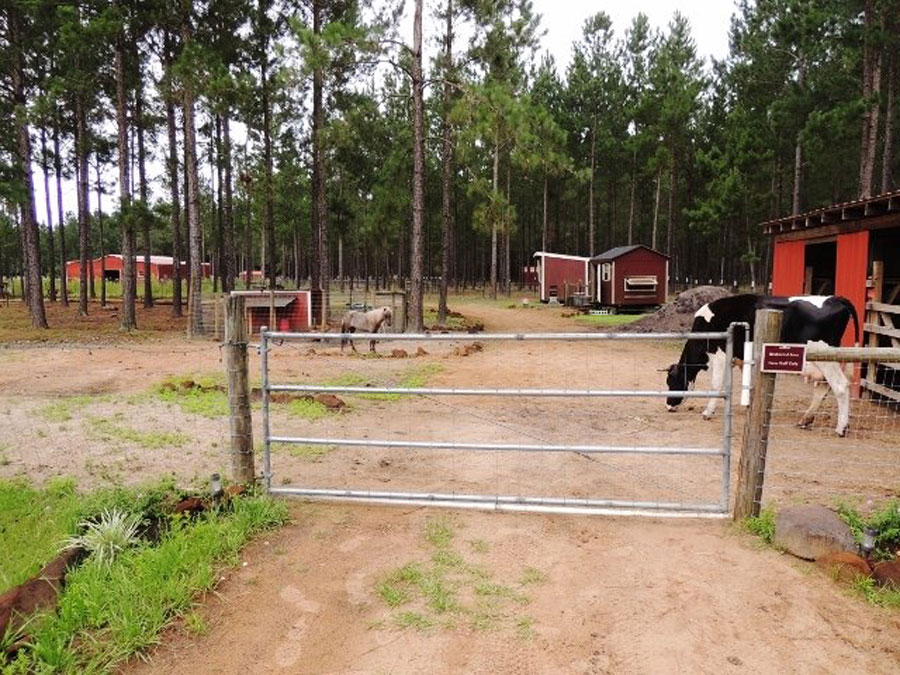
(622, 286, 733, 333)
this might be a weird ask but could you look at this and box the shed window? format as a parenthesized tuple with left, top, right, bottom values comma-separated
(601, 263, 612, 282)
(624, 275, 658, 293)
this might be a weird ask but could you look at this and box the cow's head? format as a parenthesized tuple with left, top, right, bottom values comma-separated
(664, 343, 709, 411)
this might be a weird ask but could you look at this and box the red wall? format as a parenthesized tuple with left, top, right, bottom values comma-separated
(541, 256, 588, 301)
(248, 292, 311, 334)
(612, 249, 668, 306)
(771, 240, 806, 296)
(835, 230, 869, 346)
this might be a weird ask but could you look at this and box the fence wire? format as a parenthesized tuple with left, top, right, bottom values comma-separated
(762, 365, 900, 507)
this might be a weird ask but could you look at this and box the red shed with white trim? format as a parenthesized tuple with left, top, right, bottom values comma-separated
(591, 245, 669, 309)
(231, 290, 312, 335)
(533, 252, 590, 303)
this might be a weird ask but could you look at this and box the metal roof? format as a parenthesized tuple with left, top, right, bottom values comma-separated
(761, 188, 900, 236)
(590, 245, 668, 262)
(244, 296, 296, 309)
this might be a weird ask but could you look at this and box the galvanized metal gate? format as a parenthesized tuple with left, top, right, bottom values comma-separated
(259, 326, 740, 518)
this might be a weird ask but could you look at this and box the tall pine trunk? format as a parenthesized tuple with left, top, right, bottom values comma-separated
(490, 133, 499, 299)
(882, 53, 896, 193)
(223, 114, 236, 292)
(10, 5, 48, 328)
(588, 127, 595, 257)
(136, 73, 153, 308)
(40, 128, 57, 302)
(167, 96, 183, 317)
(97, 162, 106, 307)
(542, 173, 548, 251)
(53, 121, 68, 306)
(437, 0, 454, 324)
(75, 98, 90, 316)
(259, 14, 276, 292)
(409, 0, 425, 331)
(182, 14, 203, 335)
(311, 0, 328, 324)
(115, 19, 137, 331)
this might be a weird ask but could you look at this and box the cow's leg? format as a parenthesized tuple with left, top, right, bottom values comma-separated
(798, 383, 829, 428)
(816, 361, 851, 436)
(702, 349, 727, 420)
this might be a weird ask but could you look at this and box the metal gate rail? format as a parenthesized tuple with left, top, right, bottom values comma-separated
(260, 327, 737, 518)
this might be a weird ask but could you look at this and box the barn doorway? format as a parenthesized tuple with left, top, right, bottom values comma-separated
(803, 241, 836, 295)
(104, 269, 120, 282)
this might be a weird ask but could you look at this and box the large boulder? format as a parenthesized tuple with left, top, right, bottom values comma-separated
(873, 561, 900, 589)
(773, 505, 857, 561)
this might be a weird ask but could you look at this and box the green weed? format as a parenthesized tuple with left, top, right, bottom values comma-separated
(837, 498, 900, 560)
(281, 398, 328, 420)
(85, 416, 191, 450)
(515, 616, 535, 640)
(183, 611, 208, 636)
(38, 395, 98, 423)
(468, 539, 489, 553)
(155, 375, 229, 419)
(743, 506, 776, 545)
(394, 611, 433, 630)
(851, 575, 900, 608)
(519, 566, 548, 586)
(425, 517, 454, 549)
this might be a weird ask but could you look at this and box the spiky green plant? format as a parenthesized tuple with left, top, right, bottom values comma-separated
(65, 509, 142, 566)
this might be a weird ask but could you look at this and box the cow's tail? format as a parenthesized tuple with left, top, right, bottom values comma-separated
(846, 298, 861, 347)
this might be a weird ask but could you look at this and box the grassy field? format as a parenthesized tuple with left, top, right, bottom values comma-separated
(572, 313, 641, 328)
(0, 478, 287, 673)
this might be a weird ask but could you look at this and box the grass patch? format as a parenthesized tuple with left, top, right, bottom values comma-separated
(468, 539, 489, 553)
(742, 505, 776, 545)
(154, 374, 229, 419)
(85, 416, 191, 450)
(358, 364, 444, 401)
(573, 313, 641, 327)
(269, 442, 336, 461)
(851, 575, 900, 608)
(3, 486, 288, 673)
(515, 616, 535, 640)
(519, 566, 548, 586)
(38, 395, 99, 423)
(373, 517, 543, 636)
(285, 398, 329, 420)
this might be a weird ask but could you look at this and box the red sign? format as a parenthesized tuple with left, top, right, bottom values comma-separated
(761, 344, 807, 374)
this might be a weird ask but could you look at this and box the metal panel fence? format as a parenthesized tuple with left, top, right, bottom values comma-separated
(258, 327, 740, 518)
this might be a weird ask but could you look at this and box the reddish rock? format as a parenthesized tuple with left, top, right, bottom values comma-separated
(873, 561, 900, 588)
(173, 496, 206, 515)
(416, 347, 428, 357)
(226, 485, 247, 498)
(179, 379, 197, 390)
(816, 551, 872, 583)
(0, 547, 86, 643)
(391, 349, 409, 358)
(314, 393, 346, 410)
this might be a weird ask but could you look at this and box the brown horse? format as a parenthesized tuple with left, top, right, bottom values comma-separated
(340, 306, 393, 353)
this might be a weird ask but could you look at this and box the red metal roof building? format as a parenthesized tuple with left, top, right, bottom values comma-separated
(762, 190, 900, 399)
(66, 255, 211, 282)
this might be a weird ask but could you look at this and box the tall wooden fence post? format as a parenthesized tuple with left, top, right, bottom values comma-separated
(734, 308, 783, 521)
(225, 294, 255, 484)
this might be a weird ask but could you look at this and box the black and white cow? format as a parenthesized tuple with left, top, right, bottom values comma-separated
(665, 294, 860, 436)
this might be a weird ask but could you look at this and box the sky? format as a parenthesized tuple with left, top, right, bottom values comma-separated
(34, 0, 737, 233)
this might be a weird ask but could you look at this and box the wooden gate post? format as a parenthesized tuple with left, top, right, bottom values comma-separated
(734, 309, 782, 521)
(225, 294, 255, 484)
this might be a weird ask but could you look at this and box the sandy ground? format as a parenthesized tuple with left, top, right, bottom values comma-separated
(1, 300, 899, 673)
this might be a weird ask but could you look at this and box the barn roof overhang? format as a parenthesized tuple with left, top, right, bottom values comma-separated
(761, 189, 900, 237)
(590, 244, 669, 262)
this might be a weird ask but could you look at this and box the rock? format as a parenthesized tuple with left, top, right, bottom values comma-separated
(0, 547, 86, 644)
(416, 347, 428, 357)
(179, 379, 197, 390)
(226, 485, 247, 498)
(391, 349, 409, 358)
(305, 348, 317, 356)
(314, 393, 346, 410)
(173, 496, 206, 516)
(816, 551, 872, 583)
(773, 506, 857, 561)
(873, 561, 900, 588)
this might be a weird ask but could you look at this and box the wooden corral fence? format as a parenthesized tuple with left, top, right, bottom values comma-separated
(863, 260, 900, 402)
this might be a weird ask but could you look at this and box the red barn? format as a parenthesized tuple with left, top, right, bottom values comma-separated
(65, 255, 211, 282)
(533, 252, 590, 303)
(231, 290, 312, 335)
(591, 245, 669, 309)
(762, 189, 900, 400)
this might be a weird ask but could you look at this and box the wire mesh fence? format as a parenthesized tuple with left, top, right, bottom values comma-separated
(761, 364, 900, 508)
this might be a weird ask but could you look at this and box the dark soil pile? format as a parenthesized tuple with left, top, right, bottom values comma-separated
(621, 286, 733, 333)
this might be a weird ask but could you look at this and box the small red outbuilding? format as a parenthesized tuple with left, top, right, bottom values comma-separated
(591, 245, 669, 309)
(231, 290, 312, 335)
(533, 252, 590, 303)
